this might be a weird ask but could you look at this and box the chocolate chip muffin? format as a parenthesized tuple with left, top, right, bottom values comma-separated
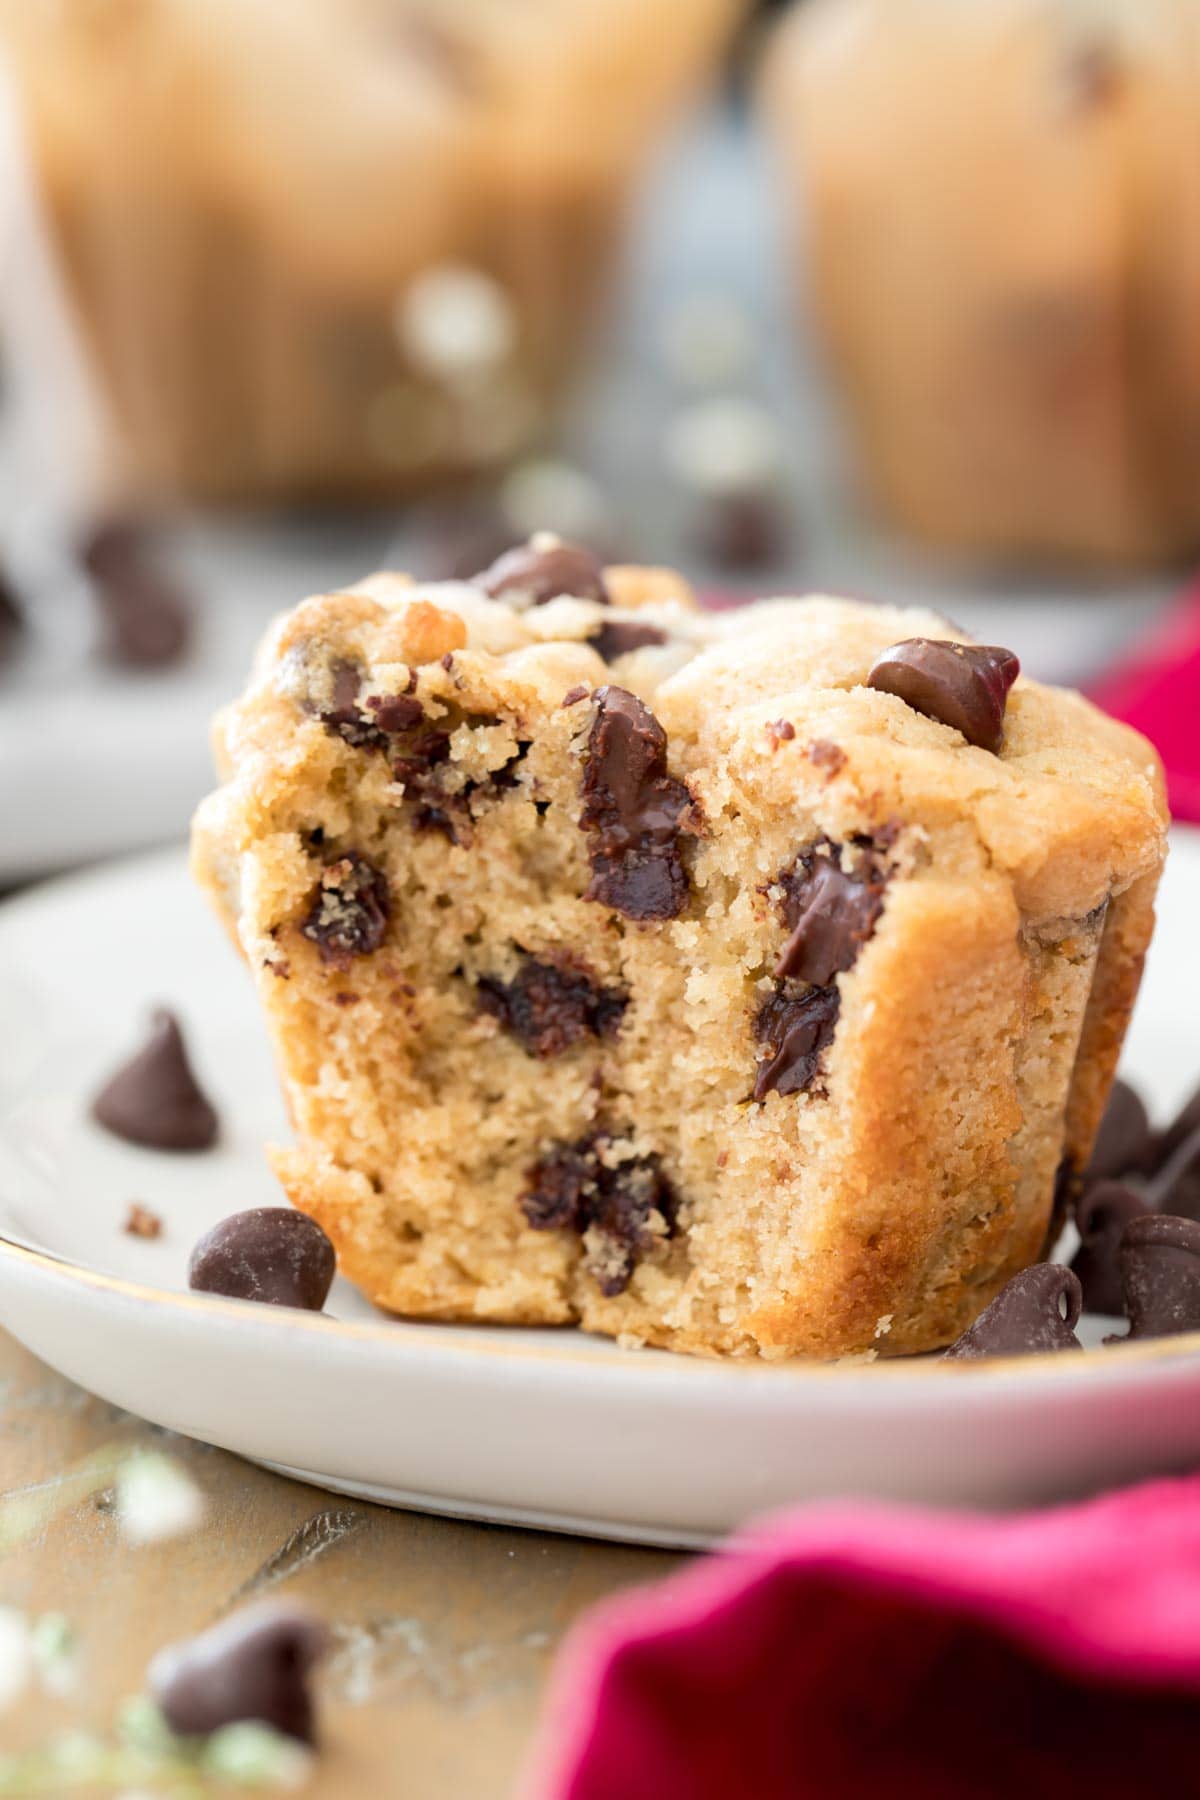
(192, 541, 1167, 1357)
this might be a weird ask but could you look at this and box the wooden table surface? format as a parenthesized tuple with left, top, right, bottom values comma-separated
(0, 1328, 681, 1797)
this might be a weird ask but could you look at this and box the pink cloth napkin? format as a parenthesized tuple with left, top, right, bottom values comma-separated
(1090, 590, 1200, 823)
(524, 1478, 1200, 1800)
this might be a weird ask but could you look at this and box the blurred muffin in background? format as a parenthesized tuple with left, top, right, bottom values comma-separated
(0, 0, 740, 509)
(765, 0, 1200, 570)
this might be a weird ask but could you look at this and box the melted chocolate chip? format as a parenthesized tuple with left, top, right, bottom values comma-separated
(478, 955, 626, 1058)
(579, 686, 695, 921)
(149, 1603, 329, 1743)
(774, 840, 888, 986)
(188, 1208, 336, 1310)
(300, 854, 389, 965)
(92, 1010, 219, 1151)
(1070, 1181, 1150, 1315)
(1119, 1215, 1200, 1340)
(1087, 1079, 1156, 1182)
(752, 985, 841, 1100)
(943, 1265, 1083, 1358)
(866, 639, 1020, 754)
(475, 538, 609, 608)
(807, 739, 847, 777)
(588, 620, 668, 664)
(83, 520, 193, 670)
(368, 692, 426, 733)
(521, 1133, 677, 1296)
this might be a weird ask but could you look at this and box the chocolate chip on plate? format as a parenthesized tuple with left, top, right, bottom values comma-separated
(866, 639, 1020, 754)
(474, 536, 609, 608)
(773, 840, 889, 986)
(1069, 1180, 1150, 1316)
(83, 519, 193, 670)
(300, 853, 390, 965)
(148, 1602, 329, 1743)
(1118, 1215, 1200, 1340)
(579, 686, 696, 921)
(188, 1208, 335, 1310)
(943, 1264, 1083, 1358)
(92, 1010, 219, 1152)
(587, 620, 668, 664)
(752, 985, 841, 1101)
(1086, 1078, 1156, 1182)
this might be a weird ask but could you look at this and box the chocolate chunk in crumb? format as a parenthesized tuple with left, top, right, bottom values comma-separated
(92, 1010, 219, 1151)
(188, 1208, 336, 1311)
(522, 1133, 677, 1295)
(474, 537, 609, 608)
(1070, 1181, 1150, 1315)
(579, 686, 696, 921)
(478, 954, 627, 1058)
(1086, 1079, 1156, 1182)
(866, 639, 1019, 754)
(774, 839, 889, 985)
(1119, 1215, 1200, 1340)
(123, 1202, 163, 1239)
(753, 986, 841, 1100)
(149, 1602, 329, 1743)
(943, 1265, 1083, 1358)
(807, 739, 847, 778)
(588, 620, 668, 664)
(300, 853, 389, 965)
(367, 692, 425, 734)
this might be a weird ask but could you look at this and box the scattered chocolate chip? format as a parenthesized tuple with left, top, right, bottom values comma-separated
(475, 538, 609, 608)
(1153, 1080, 1200, 1172)
(1070, 1181, 1150, 1315)
(1119, 1215, 1200, 1340)
(148, 1602, 329, 1744)
(866, 639, 1020, 754)
(943, 1265, 1083, 1358)
(83, 520, 193, 671)
(123, 1202, 163, 1240)
(807, 739, 847, 778)
(752, 985, 841, 1100)
(187, 1208, 336, 1310)
(522, 1133, 677, 1295)
(478, 954, 626, 1059)
(694, 491, 787, 573)
(0, 570, 24, 665)
(773, 839, 889, 985)
(588, 620, 668, 664)
(300, 854, 389, 966)
(92, 1011, 219, 1152)
(561, 684, 589, 708)
(765, 719, 796, 750)
(579, 686, 696, 921)
(1086, 1079, 1156, 1182)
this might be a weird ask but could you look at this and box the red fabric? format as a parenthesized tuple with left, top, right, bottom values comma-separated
(524, 1480, 1200, 1800)
(1090, 593, 1200, 822)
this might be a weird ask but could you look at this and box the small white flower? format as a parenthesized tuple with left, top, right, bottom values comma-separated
(201, 1721, 315, 1790)
(0, 1608, 31, 1710)
(30, 1611, 78, 1697)
(115, 1452, 205, 1546)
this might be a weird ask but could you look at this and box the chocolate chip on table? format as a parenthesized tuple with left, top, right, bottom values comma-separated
(92, 1010, 219, 1152)
(148, 1602, 329, 1743)
(474, 536, 610, 608)
(752, 985, 841, 1100)
(1118, 1215, 1200, 1340)
(82, 518, 193, 670)
(1086, 1078, 1156, 1182)
(300, 854, 390, 965)
(943, 1265, 1083, 1358)
(522, 1133, 677, 1296)
(587, 620, 668, 664)
(866, 639, 1020, 754)
(123, 1202, 163, 1240)
(579, 686, 696, 921)
(1069, 1181, 1150, 1316)
(188, 1208, 336, 1310)
(478, 954, 627, 1059)
(773, 840, 889, 986)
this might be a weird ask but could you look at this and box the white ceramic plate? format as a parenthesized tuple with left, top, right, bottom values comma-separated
(0, 837, 1198, 1547)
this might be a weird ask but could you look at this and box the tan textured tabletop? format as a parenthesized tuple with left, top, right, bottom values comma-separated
(0, 1328, 680, 1797)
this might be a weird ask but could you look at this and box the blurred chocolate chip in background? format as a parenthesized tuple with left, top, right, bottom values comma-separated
(1086, 1078, 1156, 1183)
(82, 518, 194, 670)
(1070, 1180, 1150, 1316)
(0, 566, 25, 665)
(149, 1602, 329, 1743)
(1119, 1215, 1200, 1341)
